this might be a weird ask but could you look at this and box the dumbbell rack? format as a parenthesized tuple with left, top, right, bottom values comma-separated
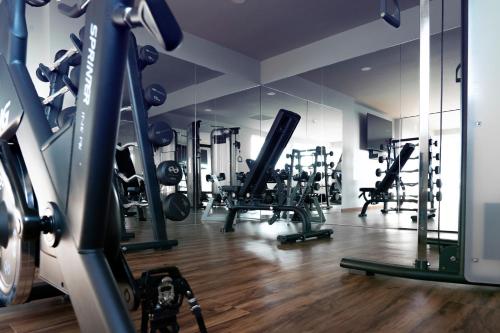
(376, 137, 442, 218)
(118, 33, 177, 252)
(36, 29, 83, 131)
(285, 147, 333, 222)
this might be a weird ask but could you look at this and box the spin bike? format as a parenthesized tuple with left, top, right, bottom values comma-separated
(0, 0, 205, 332)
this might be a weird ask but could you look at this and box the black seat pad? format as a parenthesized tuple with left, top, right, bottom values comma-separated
(221, 185, 241, 193)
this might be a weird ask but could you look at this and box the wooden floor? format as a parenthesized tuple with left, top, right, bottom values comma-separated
(1, 210, 500, 332)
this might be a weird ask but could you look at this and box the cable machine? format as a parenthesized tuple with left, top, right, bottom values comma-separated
(342, 0, 500, 286)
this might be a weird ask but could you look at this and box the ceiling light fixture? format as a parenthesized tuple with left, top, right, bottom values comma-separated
(231, 0, 246, 4)
(204, 108, 212, 112)
(266, 91, 276, 96)
(361, 66, 372, 72)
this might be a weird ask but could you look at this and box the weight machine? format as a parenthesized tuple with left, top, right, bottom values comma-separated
(359, 137, 441, 218)
(215, 109, 334, 243)
(201, 127, 243, 222)
(116, 34, 179, 253)
(187, 120, 203, 209)
(285, 147, 334, 222)
(342, 0, 500, 287)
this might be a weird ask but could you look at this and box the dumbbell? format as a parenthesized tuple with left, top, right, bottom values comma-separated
(428, 178, 442, 188)
(293, 171, 309, 182)
(429, 139, 438, 147)
(378, 155, 393, 163)
(313, 172, 322, 182)
(41, 65, 81, 106)
(429, 166, 441, 175)
(278, 170, 289, 180)
(375, 168, 386, 177)
(157, 160, 183, 186)
(206, 173, 225, 182)
(148, 121, 174, 147)
(426, 191, 443, 202)
(138, 45, 159, 71)
(162, 193, 191, 221)
(36, 34, 82, 82)
(312, 183, 321, 191)
(143, 84, 166, 110)
(429, 152, 441, 161)
(316, 162, 335, 168)
(263, 191, 276, 204)
(317, 146, 333, 156)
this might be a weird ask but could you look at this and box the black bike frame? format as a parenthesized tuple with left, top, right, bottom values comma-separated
(1, 0, 136, 331)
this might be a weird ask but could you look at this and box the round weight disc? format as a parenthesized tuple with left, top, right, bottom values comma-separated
(162, 193, 191, 221)
(157, 160, 182, 186)
(0, 150, 36, 305)
(148, 121, 174, 147)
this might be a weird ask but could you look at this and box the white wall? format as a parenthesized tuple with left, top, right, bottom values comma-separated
(25, 5, 51, 96)
(342, 104, 392, 209)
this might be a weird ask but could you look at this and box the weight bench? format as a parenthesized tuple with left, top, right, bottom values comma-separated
(222, 109, 333, 243)
(358, 143, 415, 217)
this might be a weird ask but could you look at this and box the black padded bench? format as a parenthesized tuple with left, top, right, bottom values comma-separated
(222, 109, 333, 243)
(358, 143, 415, 217)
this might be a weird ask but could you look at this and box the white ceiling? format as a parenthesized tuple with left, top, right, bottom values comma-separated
(151, 86, 343, 142)
(35, 1, 461, 137)
(300, 27, 462, 118)
(165, 0, 418, 60)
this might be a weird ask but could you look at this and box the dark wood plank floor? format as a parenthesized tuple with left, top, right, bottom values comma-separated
(1, 210, 499, 332)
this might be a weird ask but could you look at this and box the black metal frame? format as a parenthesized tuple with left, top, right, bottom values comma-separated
(222, 109, 333, 243)
(358, 143, 415, 216)
(120, 33, 178, 252)
(340, 0, 478, 285)
(0, 0, 181, 331)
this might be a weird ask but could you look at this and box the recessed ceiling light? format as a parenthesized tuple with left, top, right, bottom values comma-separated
(231, 0, 246, 4)
(204, 108, 212, 112)
(266, 91, 276, 96)
(361, 66, 372, 72)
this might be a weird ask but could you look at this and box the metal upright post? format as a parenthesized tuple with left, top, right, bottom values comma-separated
(323, 148, 330, 208)
(122, 34, 178, 252)
(416, 0, 430, 270)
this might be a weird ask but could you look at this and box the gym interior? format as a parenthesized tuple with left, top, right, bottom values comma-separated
(1, 0, 499, 332)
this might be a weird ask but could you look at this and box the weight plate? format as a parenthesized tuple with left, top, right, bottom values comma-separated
(0, 146, 37, 305)
(157, 160, 182, 186)
(163, 193, 190, 221)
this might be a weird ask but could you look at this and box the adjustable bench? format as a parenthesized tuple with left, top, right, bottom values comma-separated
(358, 143, 415, 217)
(221, 109, 333, 243)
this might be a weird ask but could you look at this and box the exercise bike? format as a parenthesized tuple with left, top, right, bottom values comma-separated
(0, 0, 206, 332)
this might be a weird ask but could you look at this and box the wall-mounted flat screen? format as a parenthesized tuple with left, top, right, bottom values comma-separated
(367, 114, 392, 151)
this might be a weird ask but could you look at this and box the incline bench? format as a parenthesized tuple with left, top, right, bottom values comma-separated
(220, 109, 333, 244)
(358, 143, 416, 217)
